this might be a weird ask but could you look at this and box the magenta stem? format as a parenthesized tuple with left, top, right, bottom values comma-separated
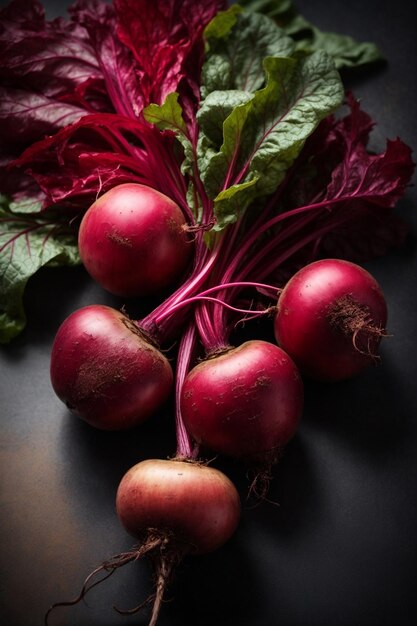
(194, 209, 354, 353)
(256, 215, 353, 281)
(139, 239, 220, 339)
(152, 281, 277, 327)
(174, 323, 200, 459)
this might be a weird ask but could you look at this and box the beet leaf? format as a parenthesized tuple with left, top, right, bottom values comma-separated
(113, 0, 225, 112)
(0, 195, 79, 342)
(10, 112, 190, 213)
(201, 6, 294, 96)
(197, 11, 343, 228)
(0, 0, 106, 158)
(239, 0, 383, 70)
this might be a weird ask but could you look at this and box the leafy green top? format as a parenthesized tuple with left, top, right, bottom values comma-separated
(238, 0, 383, 69)
(145, 7, 344, 230)
(0, 197, 79, 342)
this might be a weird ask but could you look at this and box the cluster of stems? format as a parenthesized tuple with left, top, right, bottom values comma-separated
(132, 123, 352, 461)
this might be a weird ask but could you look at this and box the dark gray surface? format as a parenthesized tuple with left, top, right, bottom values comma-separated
(1, 1, 417, 625)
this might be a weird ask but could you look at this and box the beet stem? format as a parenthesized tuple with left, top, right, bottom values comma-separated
(175, 322, 199, 459)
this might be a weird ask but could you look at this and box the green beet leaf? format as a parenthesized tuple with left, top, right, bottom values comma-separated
(202, 6, 294, 96)
(143, 92, 187, 136)
(285, 14, 383, 69)
(198, 49, 344, 229)
(239, 0, 383, 70)
(143, 92, 196, 182)
(196, 90, 254, 149)
(0, 196, 80, 343)
(235, 0, 292, 18)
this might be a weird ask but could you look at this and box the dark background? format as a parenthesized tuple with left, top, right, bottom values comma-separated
(1, 1, 417, 625)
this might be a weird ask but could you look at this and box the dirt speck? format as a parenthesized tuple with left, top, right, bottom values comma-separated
(106, 230, 133, 247)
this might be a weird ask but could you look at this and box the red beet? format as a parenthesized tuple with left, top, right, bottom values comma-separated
(180, 340, 303, 462)
(50, 304, 173, 430)
(274, 259, 388, 381)
(78, 183, 193, 297)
